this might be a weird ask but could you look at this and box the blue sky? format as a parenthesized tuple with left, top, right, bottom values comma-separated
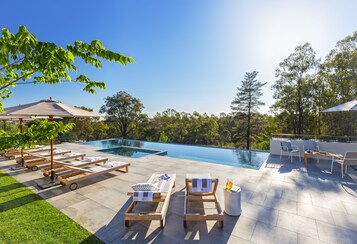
(2, 0, 357, 116)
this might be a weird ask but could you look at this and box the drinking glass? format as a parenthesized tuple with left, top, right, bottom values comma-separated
(225, 178, 233, 191)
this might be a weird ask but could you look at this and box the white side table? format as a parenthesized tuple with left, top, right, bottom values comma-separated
(223, 187, 242, 216)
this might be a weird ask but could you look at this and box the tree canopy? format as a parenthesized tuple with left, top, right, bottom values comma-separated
(100, 91, 144, 138)
(272, 43, 319, 134)
(0, 25, 135, 111)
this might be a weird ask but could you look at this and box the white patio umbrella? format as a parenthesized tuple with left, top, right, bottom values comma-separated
(321, 99, 357, 113)
(3, 97, 100, 185)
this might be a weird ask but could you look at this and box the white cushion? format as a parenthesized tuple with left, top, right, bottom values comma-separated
(131, 183, 159, 192)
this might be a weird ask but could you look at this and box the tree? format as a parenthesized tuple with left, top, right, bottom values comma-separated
(272, 43, 319, 134)
(319, 31, 357, 136)
(100, 91, 144, 138)
(0, 119, 73, 153)
(231, 71, 266, 149)
(0, 26, 135, 111)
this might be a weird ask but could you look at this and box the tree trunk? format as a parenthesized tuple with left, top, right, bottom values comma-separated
(247, 101, 251, 150)
(297, 78, 302, 134)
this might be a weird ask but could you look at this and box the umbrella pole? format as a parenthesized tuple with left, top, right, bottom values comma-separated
(50, 138, 55, 182)
(49, 116, 55, 183)
(19, 118, 25, 167)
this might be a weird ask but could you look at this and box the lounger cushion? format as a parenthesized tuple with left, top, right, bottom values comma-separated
(133, 191, 154, 201)
(102, 162, 122, 168)
(87, 157, 105, 162)
(191, 178, 212, 192)
(131, 183, 159, 192)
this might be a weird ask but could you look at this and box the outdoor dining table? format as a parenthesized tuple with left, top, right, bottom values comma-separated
(303, 151, 344, 167)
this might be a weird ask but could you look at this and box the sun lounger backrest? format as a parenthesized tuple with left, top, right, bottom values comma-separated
(133, 192, 154, 202)
(146, 174, 176, 193)
(191, 178, 212, 193)
(185, 178, 219, 196)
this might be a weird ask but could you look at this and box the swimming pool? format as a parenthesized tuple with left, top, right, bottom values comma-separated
(98, 146, 167, 158)
(81, 139, 269, 169)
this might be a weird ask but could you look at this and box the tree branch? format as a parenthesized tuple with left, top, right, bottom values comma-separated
(0, 71, 35, 91)
(0, 57, 25, 72)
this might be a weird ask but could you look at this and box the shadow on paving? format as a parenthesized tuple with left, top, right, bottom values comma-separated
(257, 154, 357, 242)
(95, 188, 238, 243)
(35, 173, 120, 200)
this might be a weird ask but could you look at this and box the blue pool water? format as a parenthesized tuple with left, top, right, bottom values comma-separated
(81, 139, 269, 169)
(98, 146, 166, 158)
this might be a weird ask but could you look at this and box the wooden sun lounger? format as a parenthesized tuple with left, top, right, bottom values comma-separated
(58, 161, 130, 190)
(24, 150, 72, 170)
(4, 149, 23, 158)
(184, 173, 223, 228)
(124, 173, 176, 228)
(41, 157, 108, 177)
(6, 146, 53, 160)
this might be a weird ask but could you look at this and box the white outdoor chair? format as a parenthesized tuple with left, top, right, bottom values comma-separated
(331, 151, 357, 178)
(280, 141, 301, 163)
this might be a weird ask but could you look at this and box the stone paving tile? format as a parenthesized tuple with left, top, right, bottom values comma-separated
(277, 211, 318, 239)
(85, 188, 129, 212)
(240, 202, 279, 226)
(297, 233, 328, 244)
(61, 198, 117, 233)
(330, 210, 357, 232)
(251, 221, 298, 244)
(297, 202, 334, 224)
(240, 189, 253, 201)
(342, 201, 357, 216)
(72, 180, 108, 195)
(224, 215, 257, 241)
(264, 196, 297, 214)
(282, 191, 312, 204)
(316, 220, 357, 244)
(241, 182, 258, 192)
(249, 191, 267, 205)
(266, 186, 284, 198)
(311, 195, 347, 213)
(47, 191, 87, 210)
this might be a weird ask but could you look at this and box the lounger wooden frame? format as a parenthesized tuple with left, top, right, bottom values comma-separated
(24, 150, 74, 170)
(184, 177, 223, 228)
(41, 157, 108, 177)
(58, 162, 130, 190)
(124, 173, 176, 228)
(7, 147, 53, 160)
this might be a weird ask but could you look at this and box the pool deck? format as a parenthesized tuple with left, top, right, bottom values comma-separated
(1, 142, 357, 243)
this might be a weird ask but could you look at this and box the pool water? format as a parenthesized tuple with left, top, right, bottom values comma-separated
(81, 139, 269, 169)
(98, 146, 167, 158)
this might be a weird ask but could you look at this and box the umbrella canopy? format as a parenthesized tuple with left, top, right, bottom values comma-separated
(0, 115, 33, 120)
(321, 99, 357, 113)
(2, 97, 100, 185)
(4, 98, 100, 117)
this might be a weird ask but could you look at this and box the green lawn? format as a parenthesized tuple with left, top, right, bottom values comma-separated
(0, 170, 102, 243)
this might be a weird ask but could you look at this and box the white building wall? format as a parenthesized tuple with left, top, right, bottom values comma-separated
(270, 138, 357, 156)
